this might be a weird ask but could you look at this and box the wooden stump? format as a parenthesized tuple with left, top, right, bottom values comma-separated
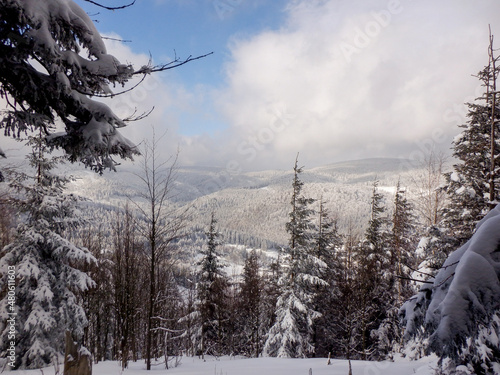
(63, 331, 92, 375)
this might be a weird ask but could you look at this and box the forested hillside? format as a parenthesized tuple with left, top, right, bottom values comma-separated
(64, 157, 427, 250)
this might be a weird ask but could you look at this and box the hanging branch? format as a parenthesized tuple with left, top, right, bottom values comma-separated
(404, 263, 436, 279)
(123, 107, 155, 122)
(76, 72, 148, 98)
(83, 0, 136, 10)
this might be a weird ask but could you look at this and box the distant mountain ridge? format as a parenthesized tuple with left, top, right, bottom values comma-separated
(66, 157, 425, 249)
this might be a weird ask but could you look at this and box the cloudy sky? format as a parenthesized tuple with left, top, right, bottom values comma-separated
(22, 1, 500, 171)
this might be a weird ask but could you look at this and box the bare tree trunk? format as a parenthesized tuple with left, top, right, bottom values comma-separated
(488, 26, 499, 209)
(131, 129, 188, 370)
(411, 149, 447, 227)
(146, 237, 155, 370)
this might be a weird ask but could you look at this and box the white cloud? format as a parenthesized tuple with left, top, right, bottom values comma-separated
(5, 1, 499, 174)
(214, 0, 500, 170)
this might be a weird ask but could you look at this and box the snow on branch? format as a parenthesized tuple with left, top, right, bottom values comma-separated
(401, 203, 500, 371)
(0, 0, 212, 172)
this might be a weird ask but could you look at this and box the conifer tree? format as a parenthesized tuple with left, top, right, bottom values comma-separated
(402, 32, 500, 373)
(259, 254, 281, 354)
(329, 221, 361, 360)
(197, 213, 229, 357)
(0, 190, 15, 249)
(311, 199, 343, 357)
(354, 180, 391, 360)
(237, 250, 264, 357)
(372, 181, 418, 357)
(78, 219, 114, 363)
(263, 156, 326, 358)
(391, 181, 418, 304)
(401, 203, 500, 374)
(443, 30, 500, 244)
(0, 130, 95, 368)
(0, 0, 209, 172)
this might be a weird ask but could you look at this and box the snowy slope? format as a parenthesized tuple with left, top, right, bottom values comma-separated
(10, 355, 438, 375)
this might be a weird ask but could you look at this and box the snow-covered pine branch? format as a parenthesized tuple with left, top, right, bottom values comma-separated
(401, 203, 500, 373)
(0, 0, 210, 173)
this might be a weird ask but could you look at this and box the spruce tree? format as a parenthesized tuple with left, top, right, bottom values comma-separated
(259, 254, 281, 355)
(354, 180, 391, 360)
(443, 32, 500, 244)
(372, 181, 418, 357)
(329, 222, 361, 360)
(442, 101, 500, 243)
(401, 33, 500, 373)
(311, 199, 343, 357)
(78, 219, 114, 363)
(237, 250, 264, 357)
(196, 213, 229, 357)
(0, 0, 138, 172)
(401, 204, 500, 374)
(0, 130, 95, 369)
(263, 156, 326, 358)
(0, 0, 208, 172)
(390, 181, 418, 304)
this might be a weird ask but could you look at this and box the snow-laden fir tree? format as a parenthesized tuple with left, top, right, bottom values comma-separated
(78, 218, 115, 364)
(401, 203, 500, 374)
(0, 0, 139, 172)
(401, 36, 500, 373)
(328, 221, 361, 360)
(0, 0, 208, 172)
(353, 180, 392, 360)
(442, 32, 500, 245)
(372, 181, 418, 358)
(310, 198, 343, 357)
(237, 250, 265, 357)
(196, 213, 229, 357)
(0, 130, 95, 369)
(390, 180, 418, 305)
(263, 156, 327, 358)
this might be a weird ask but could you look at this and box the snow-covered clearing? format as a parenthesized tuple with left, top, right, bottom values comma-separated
(9, 355, 438, 375)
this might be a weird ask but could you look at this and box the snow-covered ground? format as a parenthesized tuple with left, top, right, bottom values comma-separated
(9, 355, 439, 375)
